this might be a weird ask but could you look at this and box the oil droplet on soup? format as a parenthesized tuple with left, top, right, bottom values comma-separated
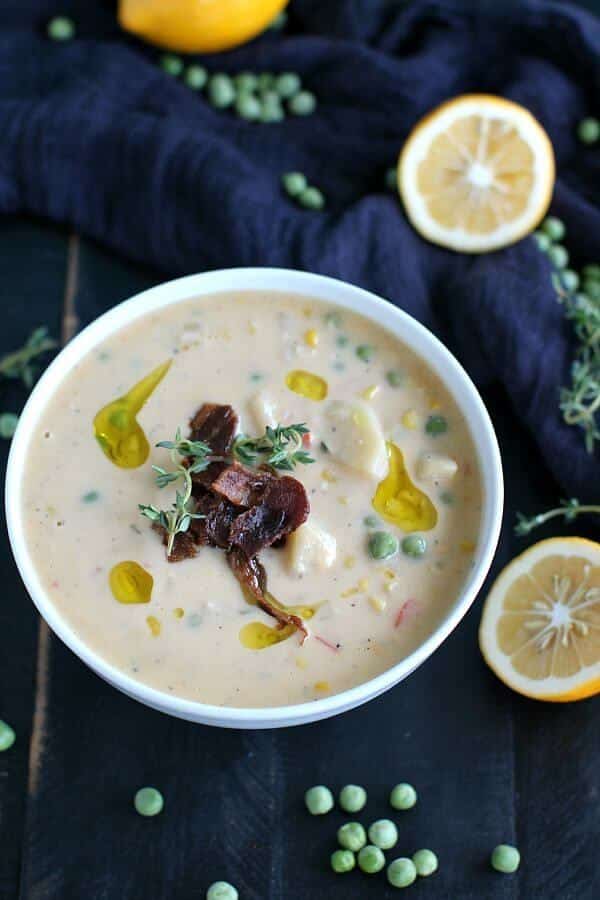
(93, 360, 171, 468)
(109, 561, 153, 604)
(239, 621, 297, 649)
(285, 369, 328, 401)
(372, 442, 437, 532)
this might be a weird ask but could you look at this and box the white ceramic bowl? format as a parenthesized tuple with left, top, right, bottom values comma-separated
(6, 269, 503, 728)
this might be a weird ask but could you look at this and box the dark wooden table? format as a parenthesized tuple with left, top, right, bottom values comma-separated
(0, 216, 598, 900)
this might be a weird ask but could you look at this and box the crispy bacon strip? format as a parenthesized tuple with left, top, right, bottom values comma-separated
(227, 549, 308, 641)
(189, 403, 238, 453)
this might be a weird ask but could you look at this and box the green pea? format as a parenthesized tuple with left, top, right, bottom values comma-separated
(336, 334, 349, 347)
(582, 264, 600, 281)
(47, 16, 75, 40)
(206, 882, 239, 900)
(583, 279, 600, 301)
(387, 857, 417, 888)
(288, 90, 317, 116)
(0, 412, 19, 438)
(533, 231, 550, 251)
(412, 848, 438, 877)
(260, 92, 285, 122)
(490, 844, 520, 874)
(439, 490, 454, 505)
(0, 720, 16, 752)
(389, 782, 417, 810)
(577, 117, 600, 145)
(369, 531, 399, 560)
(235, 93, 262, 121)
(358, 844, 385, 874)
(386, 370, 403, 387)
(401, 535, 426, 558)
(275, 72, 302, 99)
(82, 490, 100, 504)
(134, 786, 164, 817)
(356, 344, 375, 362)
(324, 310, 343, 327)
(368, 819, 398, 850)
(331, 849, 355, 874)
(282, 171, 307, 197)
(257, 73, 275, 92)
(234, 71, 258, 93)
(337, 822, 367, 852)
(160, 54, 184, 77)
(208, 74, 236, 108)
(548, 244, 569, 269)
(339, 784, 367, 813)
(299, 187, 325, 209)
(425, 414, 448, 436)
(363, 515, 378, 528)
(184, 65, 208, 90)
(561, 269, 579, 292)
(385, 167, 398, 191)
(541, 216, 565, 242)
(304, 784, 334, 815)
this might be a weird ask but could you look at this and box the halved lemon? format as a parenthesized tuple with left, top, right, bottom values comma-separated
(479, 538, 600, 702)
(119, 0, 288, 53)
(398, 94, 555, 252)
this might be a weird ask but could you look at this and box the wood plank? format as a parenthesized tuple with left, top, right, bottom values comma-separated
(0, 217, 67, 900)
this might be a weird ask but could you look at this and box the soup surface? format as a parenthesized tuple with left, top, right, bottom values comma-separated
(22, 292, 482, 707)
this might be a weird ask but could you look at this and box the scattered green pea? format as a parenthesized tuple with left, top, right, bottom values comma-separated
(134, 786, 164, 817)
(299, 186, 325, 209)
(47, 16, 75, 40)
(385, 167, 398, 191)
(401, 535, 427, 558)
(358, 844, 386, 874)
(82, 490, 100, 504)
(260, 92, 285, 122)
(577, 117, 600, 145)
(206, 881, 239, 900)
(208, 74, 236, 108)
(160, 54, 184, 77)
(425, 414, 448, 436)
(582, 264, 600, 281)
(275, 72, 301, 99)
(324, 310, 343, 327)
(412, 849, 438, 876)
(337, 822, 367, 852)
(491, 844, 520, 874)
(387, 857, 417, 888)
(541, 216, 565, 242)
(356, 344, 375, 363)
(339, 784, 367, 813)
(289, 90, 317, 116)
(368, 531, 399, 561)
(257, 73, 275, 92)
(548, 244, 569, 269)
(386, 370, 403, 387)
(235, 93, 262, 121)
(331, 849, 356, 874)
(561, 269, 579, 292)
(363, 515, 378, 528)
(234, 71, 258, 93)
(0, 412, 19, 438)
(368, 819, 398, 850)
(336, 334, 349, 347)
(389, 782, 417, 810)
(184, 65, 208, 90)
(282, 171, 308, 197)
(533, 231, 551, 251)
(0, 720, 16, 752)
(304, 784, 334, 815)
(439, 490, 454, 505)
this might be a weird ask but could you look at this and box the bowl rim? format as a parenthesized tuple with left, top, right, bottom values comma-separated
(5, 267, 503, 726)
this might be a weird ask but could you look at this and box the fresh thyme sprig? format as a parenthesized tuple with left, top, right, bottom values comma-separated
(232, 423, 314, 471)
(0, 326, 57, 389)
(515, 498, 600, 536)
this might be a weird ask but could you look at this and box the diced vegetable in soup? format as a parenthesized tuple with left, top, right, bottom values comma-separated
(22, 292, 482, 707)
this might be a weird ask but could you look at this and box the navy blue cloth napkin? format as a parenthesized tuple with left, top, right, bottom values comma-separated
(0, 0, 598, 498)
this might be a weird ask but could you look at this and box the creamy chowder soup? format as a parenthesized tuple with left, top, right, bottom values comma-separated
(22, 292, 482, 707)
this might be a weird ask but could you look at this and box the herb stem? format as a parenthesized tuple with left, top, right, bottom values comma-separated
(515, 498, 600, 536)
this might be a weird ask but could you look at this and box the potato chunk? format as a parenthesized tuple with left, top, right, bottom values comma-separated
(287, 520, 337, 576)
(323, 400, 387, 479)
(416, 452, 458, 482)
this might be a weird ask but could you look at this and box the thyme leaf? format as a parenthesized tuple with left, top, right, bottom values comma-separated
(515, 498, 600, 536)
(0, 326, 57, 389)
(232, 423, 314, 471)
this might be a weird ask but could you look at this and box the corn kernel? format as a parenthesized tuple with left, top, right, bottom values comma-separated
(314, 680, 330, 692)
(337, 495, 349, 505)
(321, 468, 337, 483)
(146, 616, 161, 637)
(429, 398, 441, 410)
(460, 540, 476, 553)
(361, 384, 380, 401)
(384, 580, 398, 593)
(357, 577, 369, 592)
(369, 595, 387, 613)
(341, 586, 358, 598)
(402, 409, 419, 429)
(296, 656, 308, 670)
(344, 555, 356, 569)
(173, 607, 185, 619)
(383, 568, 396, 580)
(304, 328, 319, 348)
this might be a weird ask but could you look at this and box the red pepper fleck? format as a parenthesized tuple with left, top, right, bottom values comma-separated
(394, 599, 414, 628)
(302, 431, 313, 448)
(315, 634, 339, 652)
